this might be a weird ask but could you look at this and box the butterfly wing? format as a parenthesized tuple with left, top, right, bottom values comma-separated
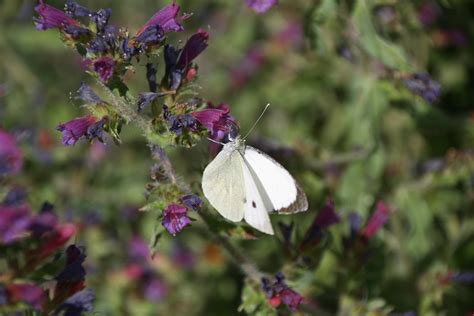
(241, 158, 274, 235)
(243, 146, 308, 214)
(202, 143, 246, 222)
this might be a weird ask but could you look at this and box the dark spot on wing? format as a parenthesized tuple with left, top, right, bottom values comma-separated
(252, 201, 256, 208)
(243, 197, 247, 203)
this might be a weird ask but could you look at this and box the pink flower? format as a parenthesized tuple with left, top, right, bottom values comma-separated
(136, 0, 184, 36)
(92, 56, 115, 82)
(191, 103, 236, 142)
(6, 283, 45, 310)
(161, 203, 191, 235)
(245, 0, 278, 14)
(176, 29, 209, 69)
(34, 0, 79, 31)
(57, 115, 97, 146)
(362, 201, 391, 239)
(0, 129, 23, 175)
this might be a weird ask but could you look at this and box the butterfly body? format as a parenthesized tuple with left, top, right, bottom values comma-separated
(202, 136, 308, 235)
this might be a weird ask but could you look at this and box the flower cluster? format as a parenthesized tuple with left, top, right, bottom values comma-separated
(0, 188, 92, 314)
(261, 272, 304, 311)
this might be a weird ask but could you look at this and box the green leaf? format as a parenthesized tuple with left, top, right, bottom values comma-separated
(352, 0, 411, 70)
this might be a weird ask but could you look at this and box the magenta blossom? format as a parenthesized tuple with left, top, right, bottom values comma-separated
(176, 29, 209, 69)
(245, 0, 278, 14)
(0, 205, 31, 244)
(0, 129, 23, 175)
(261, 272, 303, 311)
(34, 0, 79, 31)
(300, 198, 340, 249)
(192, 103, 236, 142)
(5, 283, 45, 310)
(57, 115, 97, 146)
(161, 203, 191, 235)
(128, 235, 150, 261)
(137, 0, 184, 36)
(92, 56, 115, 82)
(362, 201, 391, 239)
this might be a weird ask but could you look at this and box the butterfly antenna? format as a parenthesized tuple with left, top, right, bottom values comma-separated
(207, 137, 226, 145)
(243, 103, 270, 140)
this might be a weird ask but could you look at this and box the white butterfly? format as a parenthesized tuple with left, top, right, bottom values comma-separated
(202, 132, 308, 235)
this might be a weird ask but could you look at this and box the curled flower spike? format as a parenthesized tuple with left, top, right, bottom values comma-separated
(0, 129, 23, 175)
(245, 0, 278, 14)
(161, 203, 192, 235)
(34, 0, 79, 31)
(137, 0, 184, 36)
(57, 115, 98, 146)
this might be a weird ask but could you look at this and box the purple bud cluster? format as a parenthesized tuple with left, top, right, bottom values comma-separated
(261, 272, 304, 311)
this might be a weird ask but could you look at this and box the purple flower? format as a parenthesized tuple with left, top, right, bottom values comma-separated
(245, 0, 278, 14)
(143, 278, 166, 301)
(362, 201, 391, 239)
(176, 29, 209, 69)
(449, 271, 474, 284)
(180, 194, 202, 211)
(64, 0, 92, 18)
(29, 202, 58, 236)
(2, 186, 27, 206)
(0, 129, 23, 175)
(163, 106, 198, 135)
(191, 103, 236, 143)
(57, 115, 97, 146)
(146, 63, 157, 92)
(53, 288, 94, 316)
(137, 0, 184, 36)
(55, 245, 86, 283)
(171, 244, 195, 269)
(163, 30, 209, 90)
(261, 272, 303, 311)
(0, 205, 31, 244)
(300, 198, 340, 248)
(161, 203, 191, 235)
(135, 25, 165, 48)
(230, 47, 266, 89)
(34, 0, 79, 30)
(128, 235, 150, 261)
(5, 283, 45, 310)
(92, 56, 115, 82)
(75, 82, 102, 105)
(404, 72, 441, 103)
(418, 1, 440, 26)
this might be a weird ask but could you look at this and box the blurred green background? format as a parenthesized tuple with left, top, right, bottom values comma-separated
(1, 0, 474, 315)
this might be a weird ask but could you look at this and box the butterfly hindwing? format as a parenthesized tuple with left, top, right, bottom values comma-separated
(243, 146, 308, 214)
(202, 143, 246, 222)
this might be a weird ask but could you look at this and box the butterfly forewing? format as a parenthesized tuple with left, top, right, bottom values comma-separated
(243, 146, 308, 213)
(241, 159, 274, 234)
(202, 144, 246, 222)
